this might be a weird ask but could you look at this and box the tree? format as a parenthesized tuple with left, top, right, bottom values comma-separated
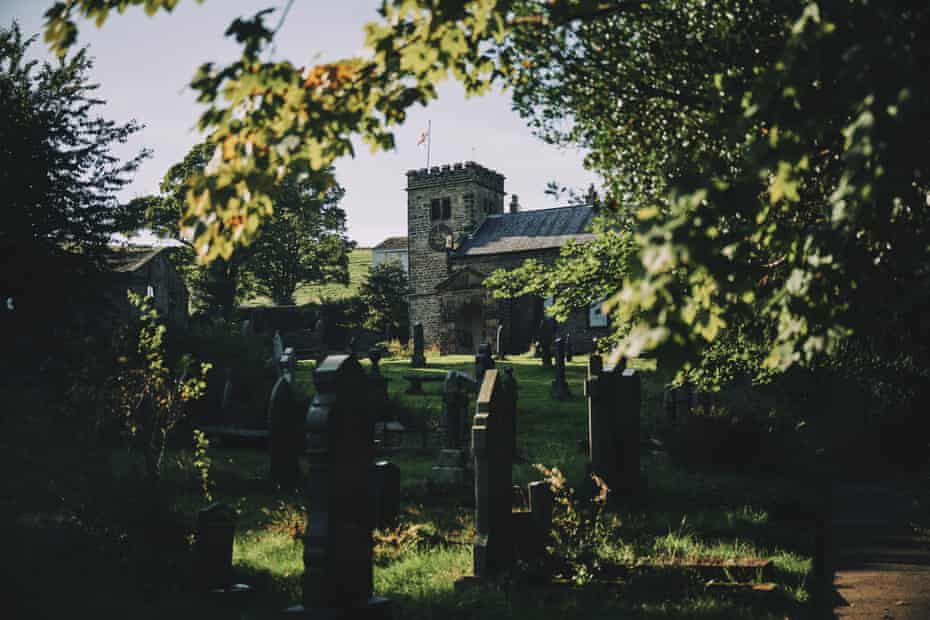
(134, 142, 351, 314)
(43, 1, 930, 378)
(358, 262, 409, 339)
(0, 21, 148, 361)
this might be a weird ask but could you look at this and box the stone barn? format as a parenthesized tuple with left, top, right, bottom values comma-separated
(104, 245, 189, 329)
(406, 162, 610, 355)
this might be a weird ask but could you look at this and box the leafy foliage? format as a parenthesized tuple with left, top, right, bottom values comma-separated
(133, 142, 352, 313)
(359, 262, 410, 338)
(43, 1, 930, 378)
(102, 291, 210, 490)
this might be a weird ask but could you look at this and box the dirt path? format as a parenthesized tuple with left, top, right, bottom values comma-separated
(832, 482, 930, 619)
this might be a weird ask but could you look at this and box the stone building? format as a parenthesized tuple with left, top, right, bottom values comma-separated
(406, 161, 609, 355)
(371, 236, 409, 273)
(104, 245, 189, 328)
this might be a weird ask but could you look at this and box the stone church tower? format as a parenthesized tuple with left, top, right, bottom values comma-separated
(406, 162, 505, 346)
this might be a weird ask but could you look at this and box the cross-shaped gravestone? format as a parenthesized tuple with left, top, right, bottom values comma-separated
(285, 355, 391, 618)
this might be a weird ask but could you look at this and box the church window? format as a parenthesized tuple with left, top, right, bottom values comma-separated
(430, 199, 441, 221)
(441, 197, 451, 219)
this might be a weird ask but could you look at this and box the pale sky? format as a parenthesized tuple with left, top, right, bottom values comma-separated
(1, 0, 598, 246)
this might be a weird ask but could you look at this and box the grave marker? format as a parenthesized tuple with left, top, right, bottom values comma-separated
(586, 357, 642, 499)
(551, 337, 571, 400)
(411, 322, 426, 368)
(268, 375, 301, 487)
(285, 355, 390, 618)
(475, 343, 495, 387)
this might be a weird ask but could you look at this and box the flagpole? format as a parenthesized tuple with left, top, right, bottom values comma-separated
(426, 120, 431, 168)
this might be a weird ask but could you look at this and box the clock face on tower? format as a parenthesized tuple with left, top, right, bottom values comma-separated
(428, 223, 453, 252)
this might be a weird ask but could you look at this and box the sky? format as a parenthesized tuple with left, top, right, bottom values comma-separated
(1, 0, 598, 246)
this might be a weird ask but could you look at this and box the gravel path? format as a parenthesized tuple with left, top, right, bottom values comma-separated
(832, 482, 930, 619)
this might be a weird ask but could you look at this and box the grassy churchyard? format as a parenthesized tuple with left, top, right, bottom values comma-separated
(83, 352, 814, 620)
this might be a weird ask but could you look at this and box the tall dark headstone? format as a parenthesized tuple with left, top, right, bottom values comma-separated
(551, 337, 571, 400)
(285, 355, 390, 618)
(538, 317, 555, 368)
(411, 322, 426, 368)
(475, 343, 495, 387)
(564, 335, 573, 362)
(495, 324, 506, 360)
(273, 330, 285, 376)
(468, 369, 516, 579)
(368, 348, 389, 415)
(268, 376, 302, 487)
(371, 460, 401, 531)
(195, 502, 237, 591)
(586, 359, 642, 499)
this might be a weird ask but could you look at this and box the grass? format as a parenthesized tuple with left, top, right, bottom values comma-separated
(3, 353, 816, 619)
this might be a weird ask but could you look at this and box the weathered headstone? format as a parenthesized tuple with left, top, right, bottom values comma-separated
(464, 369, 517, 581)
(432, 370, 478, 486)
(538, 317, 555, 368)
(370, 460, 401, 530)
(495, 324, 506, 360)
(285, 355, 390, 618)
(551, 337, 571, 400)
(564, 335, 573, 362)
(475, 343, 495, 387)
(586, 357, 642, 499)
(194, 502, 237, 591)
(280, 346, 296, 383)
(510, 480, 554, 565)
(268, 375, 302, 487)
(368, 348, 389, 415)
(411, 322, 426, 368)
(273, 330, 285, 377)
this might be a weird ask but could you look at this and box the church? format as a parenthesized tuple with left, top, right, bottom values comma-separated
(405, 161, 610, 355)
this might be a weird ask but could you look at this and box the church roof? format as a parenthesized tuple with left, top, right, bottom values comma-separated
(455, 204, 596, 257)
(104, 245, 172, 273)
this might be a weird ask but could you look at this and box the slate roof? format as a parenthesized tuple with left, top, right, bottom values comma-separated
(455, 204, 596, 257)
(373, 236, 408, 251)
(104, 246, 169, 273)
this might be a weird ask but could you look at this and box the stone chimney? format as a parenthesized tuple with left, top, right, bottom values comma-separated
(509, 194, 520, 214)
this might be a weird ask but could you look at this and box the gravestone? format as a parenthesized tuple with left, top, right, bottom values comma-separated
(495, 324, 506, 360)
(502, 367, 519, 456)
(368, 346, 389, 404)
(586, 356, 642, 499)
(551, 338, 571, 400)
(194, 502, 237, 591)
(273, 330, 285, 377)
(431, 371, 479, 486)
(285, 355, 390, 618)
(280, 347, 296, 383)
(313, 317, 327, 344)
(511, 480, 554, 565)
(464, 369, 517, 581)
(411, 322, 426, 368)
(538, 317, 555, 368)
(240, 319, 252, 338)
(475, 343, 495, 387)
(564, 335, 573, 362)
(370, 460, 401, 530)
(268, 375, 302, 487)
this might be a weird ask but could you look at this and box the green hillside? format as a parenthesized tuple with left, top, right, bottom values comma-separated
(243, 247, 373, 307)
